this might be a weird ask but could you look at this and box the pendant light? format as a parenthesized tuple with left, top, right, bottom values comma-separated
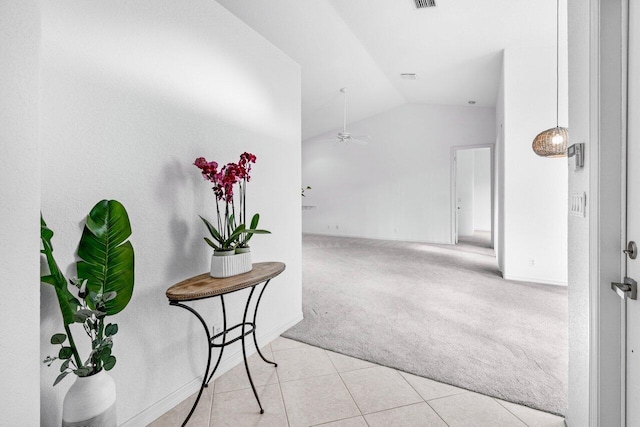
(532, 0, 568, 157)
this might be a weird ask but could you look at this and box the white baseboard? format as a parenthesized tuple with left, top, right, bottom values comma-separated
(120, 312, 303, 427)
(302, 231, 452, 245)
(503, 274, 568, 287)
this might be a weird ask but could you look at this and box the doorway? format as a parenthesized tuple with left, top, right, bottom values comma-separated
(450, 145, 495, 248)
(623, 1, 640, 425)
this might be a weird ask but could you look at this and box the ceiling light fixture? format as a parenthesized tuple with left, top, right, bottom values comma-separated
(400, 73, 419, 80)
(532, 0, 568, 157)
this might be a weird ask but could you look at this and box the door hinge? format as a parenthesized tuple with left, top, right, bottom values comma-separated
(611, 277, 637, 300)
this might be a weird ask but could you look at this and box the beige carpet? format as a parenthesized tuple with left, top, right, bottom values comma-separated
(283, 233, 568, 415)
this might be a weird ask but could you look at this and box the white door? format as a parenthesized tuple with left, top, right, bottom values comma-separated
(451, 145, 494, 246)
(454, 153, 459, 244)
(625, 1, 640, 424)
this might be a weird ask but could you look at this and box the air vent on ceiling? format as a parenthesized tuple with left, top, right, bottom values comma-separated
(400, 73, 419, 80)
(413, 0, 436, 8)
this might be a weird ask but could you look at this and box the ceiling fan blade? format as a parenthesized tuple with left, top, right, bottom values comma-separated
(349, 134, 371, 145)
(350, 138, 369, 145)
(351, 135, 371, 141)
(310, 137, 339, 143)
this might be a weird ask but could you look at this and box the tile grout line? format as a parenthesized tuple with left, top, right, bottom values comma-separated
(211, 347, 281, 396)
(397, 370, 470, 400)
(425, 392, 468, 402)
(493, 397, 533, 427)
(310, 415, 366, 427)
(271, 344, 306, 351)
(335, 375, 370, 427)
(396, 369, 451, 427)
(279, 370, 341, 385)
(212, 370, 341, 396)
(424, 400, 451, 427)
(208, 378, 216, 427)
(323, 350, 381, 374)
(423, 390, 469, 401)
(274, 337, 405, 368)
(272, 341, 292, 427)
(364, 400, 438, 417)
(329, 364, 377, 374)
(272, 346, 307, 354)
(324, 348, 368, 425)
(425, 390, 471, 403)
(270, 337, 308, 354)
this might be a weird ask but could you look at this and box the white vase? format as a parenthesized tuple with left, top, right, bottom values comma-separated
(62, 370, 116, 427)
(210, 251, 252, 278)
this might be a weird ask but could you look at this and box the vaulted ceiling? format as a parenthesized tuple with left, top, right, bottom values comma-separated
(216, 0, 561, 140)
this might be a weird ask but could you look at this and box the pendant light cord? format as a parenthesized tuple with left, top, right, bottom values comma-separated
(556, 0, 560, 127)
(342, 88, 347, 133)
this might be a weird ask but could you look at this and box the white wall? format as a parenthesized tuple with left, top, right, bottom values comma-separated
(500, 46, 568, 286)
(473, 148, 492, 231)
(0, 1, 40, 425)
(302, 103, 496, 243)
(39, 1, 301, 425)
(456, 149, 475, 237)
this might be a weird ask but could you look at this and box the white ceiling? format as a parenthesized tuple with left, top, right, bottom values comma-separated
(216, 0, 560, 139)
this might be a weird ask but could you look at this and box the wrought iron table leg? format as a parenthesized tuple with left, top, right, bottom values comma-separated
(169, 301, 213, 427)
(205, 295, 227, 387)
(170, 278, 277, 423)
(252, 280, 277, 366)
(241, 286, 264, 413)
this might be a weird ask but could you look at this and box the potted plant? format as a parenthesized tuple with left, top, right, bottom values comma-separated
(41, 200, 134, 427)
(194, 152, 270, 277)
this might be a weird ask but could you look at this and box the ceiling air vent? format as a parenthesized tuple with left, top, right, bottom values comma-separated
(413, 0, 436, 8)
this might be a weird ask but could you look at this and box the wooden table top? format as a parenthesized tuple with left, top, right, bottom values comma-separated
(166, 262, 286, 302)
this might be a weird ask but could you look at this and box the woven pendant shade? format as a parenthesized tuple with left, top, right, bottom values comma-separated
(531, 0, 568, 157)
(532, 126, 568, 157)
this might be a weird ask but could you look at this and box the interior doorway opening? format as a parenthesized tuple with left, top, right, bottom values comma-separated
(451, 145, 495, 248)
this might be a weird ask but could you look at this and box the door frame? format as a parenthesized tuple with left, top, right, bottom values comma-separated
(449, 144, 495, 246)
(584, 0, 628, 425)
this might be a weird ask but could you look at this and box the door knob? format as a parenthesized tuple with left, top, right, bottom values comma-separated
(624, 241, 638, 259)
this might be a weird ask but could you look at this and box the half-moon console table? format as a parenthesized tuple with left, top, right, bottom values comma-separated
(165, 262, 286, 426)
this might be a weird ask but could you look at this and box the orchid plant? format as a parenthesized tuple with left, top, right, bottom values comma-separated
(194, 152, 270, 253)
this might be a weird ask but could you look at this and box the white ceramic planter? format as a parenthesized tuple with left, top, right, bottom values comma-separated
(210, 251, 252, 278)
(62, 370, 116, 427)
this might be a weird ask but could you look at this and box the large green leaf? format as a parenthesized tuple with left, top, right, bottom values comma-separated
(40, 216, 80, 325)
(77, 200, 134, 316)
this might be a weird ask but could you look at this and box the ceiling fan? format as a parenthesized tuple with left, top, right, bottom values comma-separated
(319, 87, 370, 145)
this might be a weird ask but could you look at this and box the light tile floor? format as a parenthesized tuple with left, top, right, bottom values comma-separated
(149, 337, 565, 427)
